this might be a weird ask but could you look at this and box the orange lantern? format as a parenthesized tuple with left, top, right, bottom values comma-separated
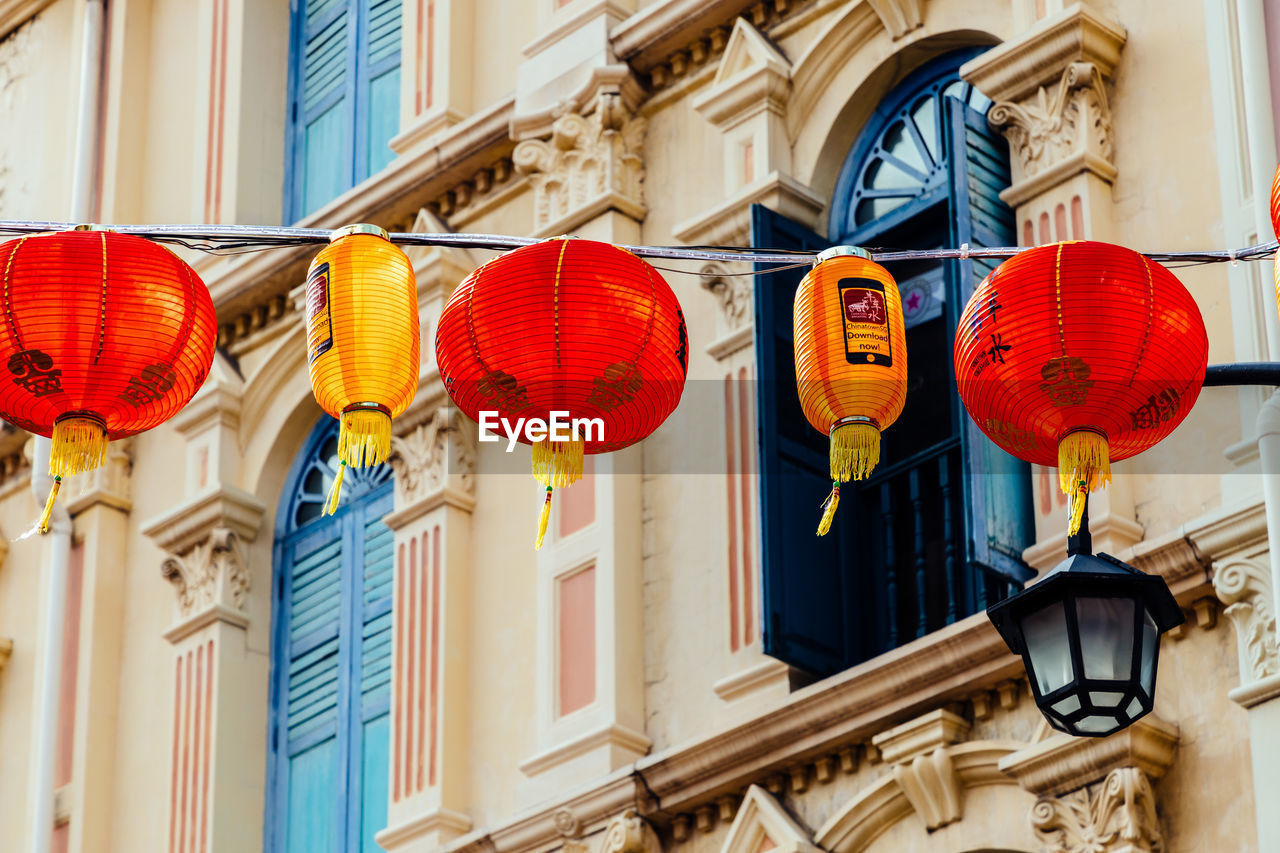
(954, 241, 1208, 536)
(435, 238, 688, 548)
(0, 228, 217, 530)
(305, 224, 419, 513)
(793, 246, 908, 535)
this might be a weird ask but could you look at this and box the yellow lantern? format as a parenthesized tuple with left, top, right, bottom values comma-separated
(305, 224, 419, 513)
(793, 246, 908, 535)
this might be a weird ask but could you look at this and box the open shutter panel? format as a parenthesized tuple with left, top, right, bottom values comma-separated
(357, 490, 393, 852)
(752, 204, 868, 679)
(945, 97, 1036, 586)
(361, 0, 402, 176)
(295, 0, 353, 218)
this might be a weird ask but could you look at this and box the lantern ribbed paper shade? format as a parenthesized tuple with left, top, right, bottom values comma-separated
(793, 250, 907, 534)
(305, 226, 419, 514)
(0, 229, 217, 530)
(1271, 164, 1280, 318)
(436, 239, 688, 548)
(954, 241, 1207, 532)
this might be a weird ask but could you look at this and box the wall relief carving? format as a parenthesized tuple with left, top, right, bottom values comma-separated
(1030, 766, 1163, 853)
(388, 406, 476, 506)
(1213, 557, 1279, 682)
(161, 526, 249, 616)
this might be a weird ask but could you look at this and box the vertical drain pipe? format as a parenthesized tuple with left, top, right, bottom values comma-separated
(29, 2, 103, 852)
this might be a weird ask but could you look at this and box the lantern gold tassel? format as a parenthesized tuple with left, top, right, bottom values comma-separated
(817, 483, 840, 536)
(536, 487, 553, 550)
(532, 438, 584, 489)
(1058, 429, 1111, 536)
(830, 420, 881, 483)
(325, 407, 391, 514)
(41, 415, 108, 533)
(37, 477, 61, 534)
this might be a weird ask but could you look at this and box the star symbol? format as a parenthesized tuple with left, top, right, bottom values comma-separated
(906, 290, 923, 312)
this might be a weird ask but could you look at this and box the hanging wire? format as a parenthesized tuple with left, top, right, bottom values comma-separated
(0, 219, 1274, 271)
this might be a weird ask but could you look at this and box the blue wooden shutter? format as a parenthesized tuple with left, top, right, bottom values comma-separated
(753, 203, 867, 678)
(360, 0, 402, 177)
(289, 0, 355, 220)
(281, 523, 345, 851)
(355, 492, 393, 852)
(945, 96, 1035, 586)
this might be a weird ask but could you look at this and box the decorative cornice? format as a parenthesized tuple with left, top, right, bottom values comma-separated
(959, 3, 1127, 105)
(519, 723, 652, 779)
(611, 0, 754, 71)
(513, 93, 647, 235)
(0, 0, 49, 41)
(719, 785, 820, 853)
(1029, 767, 1164, 853)
(168, 356, 244, 436)
(62, 436, 132, 515)
(672, 172, 824, 247)
(1213, 557, 1279, 683)
(712, 657, 790, 703)
(998, 714, 1179, 797)
(140, 485, 266, 556)
(597, 811, 662, 853)
(378, 808, 475, 851)
(690, 17, 791, 129)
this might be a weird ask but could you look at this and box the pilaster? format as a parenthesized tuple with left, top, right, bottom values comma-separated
(61, 438, 131, 853)
(962, 4, 1141, 566)
(392, 0, 475, 156)
(375, 402, 477, 853)
(142, 351, 267, 853)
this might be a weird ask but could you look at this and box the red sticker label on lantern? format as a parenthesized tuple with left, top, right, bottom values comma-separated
(839, 278, 893, 367)
(306, 262, 334, 363)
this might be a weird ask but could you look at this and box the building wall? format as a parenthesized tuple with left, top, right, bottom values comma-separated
(0, 1, 1277, 852)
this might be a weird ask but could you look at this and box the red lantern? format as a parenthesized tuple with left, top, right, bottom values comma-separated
(0, 229, 217, 529)
(954, 241, 1208, 535)
(1270, 164, 1280, 324)
(436, 238, 688, 547)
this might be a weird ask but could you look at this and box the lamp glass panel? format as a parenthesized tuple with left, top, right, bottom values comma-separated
(1022, 600, 1073, 695)
(1075, 715, 1122, 735)
(1140, 608, 1158, 696)
(1125, 697, 1143, 719)
(1052, 695, 1081, 716)
(1089, 691, 1125, 707)
(1076, 596, 1135, 681)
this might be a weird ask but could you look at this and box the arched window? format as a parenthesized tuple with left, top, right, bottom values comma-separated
(266, 417, 394, 852)
(752, 49, 1034, 679)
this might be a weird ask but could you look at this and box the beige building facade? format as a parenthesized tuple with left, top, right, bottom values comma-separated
(0, 0, 1279, 852)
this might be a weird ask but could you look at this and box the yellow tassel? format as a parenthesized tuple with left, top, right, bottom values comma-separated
(324, 462, 346, 516)
(339, 407, 392, 468)
(532, 438, 584, 489)
(38, 477, 61, 534)
(50, 416, 108, 479)
(535, 487, 553, 550)
(830, 421, 881, 482)
(817, 483, 840, 536)
(1058, 429, 1111, 536)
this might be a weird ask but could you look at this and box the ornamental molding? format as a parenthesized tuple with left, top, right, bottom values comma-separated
(672, 172, 824, 248)
(700, 261, 754, 336)
(61, 436, 132, 515)
(1030, 767, 1164, 853)
(871, 709, 970, 830)
(1213, 557, 1279, 683)
(718, 786, 818, 853)
(691, 17, 791, 129)
(513, 92, 646, 235)
(160, 526, 249, 619)
(386, 406, 477, 520)
(598, 810, 662, 853)
(986, 61, 1116, 191)
(865, 0, 924, 39)
(0, 1, 49, 41)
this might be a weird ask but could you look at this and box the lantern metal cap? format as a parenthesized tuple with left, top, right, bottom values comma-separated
(986, 552, 1185, 657)
(816, 246, 872, 263)
(330, 224, 388, 242)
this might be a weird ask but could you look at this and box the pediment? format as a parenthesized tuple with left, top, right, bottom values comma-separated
(712, 18, 790, 88)
(719, 785, 820, 853)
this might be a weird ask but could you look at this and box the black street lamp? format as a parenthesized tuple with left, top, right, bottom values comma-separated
(986, 505, 1185, 737)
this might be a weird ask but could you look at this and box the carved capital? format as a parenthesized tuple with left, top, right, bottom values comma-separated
(161, 526, 249, 617)
(598, 811, 661, 853)
(1030, 766, 1164, 853)
(1213, 557, 1279, 682)
(513, 92, 646, 236)
(388, 406, 476, 512)
(872, 709, 971, 830)
(987, 61, 1114, 185)
(700, 262, 753, 334)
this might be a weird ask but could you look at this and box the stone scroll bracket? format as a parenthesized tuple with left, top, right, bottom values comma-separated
(1213, 556, 1280, 707)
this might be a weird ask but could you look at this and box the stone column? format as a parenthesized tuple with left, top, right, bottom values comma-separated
(961, 4, 1141, 566)
(510, 92, 652, 801)
(1213, 556, 1280, 851)
(141, 360, 267, 853)
(375, 402, 477, 852)
(58, 440, 132, 853)
(999, 715, 1179, 853)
